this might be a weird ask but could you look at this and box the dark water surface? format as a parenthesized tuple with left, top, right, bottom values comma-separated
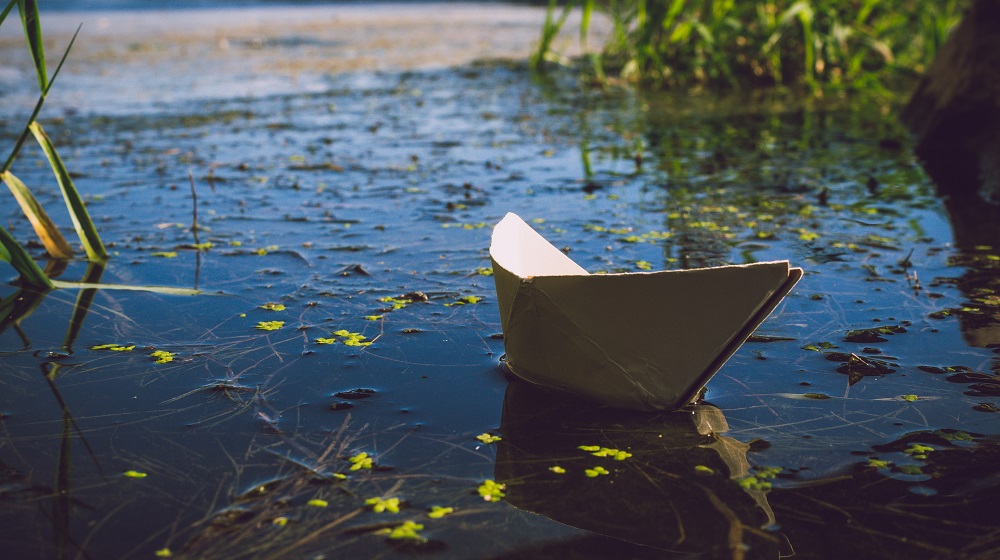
(2, 9, 1000, 559)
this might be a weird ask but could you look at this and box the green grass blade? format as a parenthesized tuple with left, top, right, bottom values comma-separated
(0, 224, 54, 288)
(0, 1, 16, 27)
(50, 279, 206, 296)
(29, 122, 109, 262)
(1, 24, 81, 175)
(2, 170, 75, 258)
(17, 0, 47, 92)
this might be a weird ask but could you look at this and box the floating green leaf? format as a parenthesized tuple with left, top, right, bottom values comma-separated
(259, 302, 285, 311)
(427, 505, 454, 519)
(378, 520, 424, 540)
(348, 452, 373, 470)
(477, 479, 505, 502)
(123, 470, 147, 478)
(306, 499, 328, 508)
(255, 321, 284, 331)
(150, 350, 175, 364)
(365, 496, 401, 513)
(584, 466, 610, 477)
(549, 465, 566, 474)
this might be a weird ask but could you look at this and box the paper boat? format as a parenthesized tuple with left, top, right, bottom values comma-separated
(490, 213, 802, 411)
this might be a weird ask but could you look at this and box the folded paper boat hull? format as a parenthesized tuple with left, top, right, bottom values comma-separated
(491, 213, 802, 411)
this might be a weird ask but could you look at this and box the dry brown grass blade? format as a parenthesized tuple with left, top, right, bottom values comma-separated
(2, 170, 74, 258)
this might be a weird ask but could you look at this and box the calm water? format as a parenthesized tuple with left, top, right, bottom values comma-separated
(1, 5, 999, 560)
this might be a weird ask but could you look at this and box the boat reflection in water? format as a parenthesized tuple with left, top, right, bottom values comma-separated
(494, 381, 790, 558)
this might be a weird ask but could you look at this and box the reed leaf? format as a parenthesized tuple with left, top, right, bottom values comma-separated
(0, 1, 15, 27)
(30, 122, 109, 262)
(16, 0, 46, 92)
(49, 279, 205, 296)
(0, 224, 54, 288)
(1, 170, 74, 259)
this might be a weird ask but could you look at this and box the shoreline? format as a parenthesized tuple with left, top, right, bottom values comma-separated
(0, 3, 606, 116)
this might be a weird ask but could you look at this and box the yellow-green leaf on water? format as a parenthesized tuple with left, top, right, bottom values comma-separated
(150, 350, 175, 364)
(476, 433, 501, 444)
(635, 260, 652, 271)
(154, 548, 172, 558)
(124, 470, 147, 478)
(694, 465, 715, 476)
(306, 499, 328, 507)
(260, 303, 285, 311)
(150, 251, 177, 258)
(584, 466, 610, 477)
(348, 452, 373, 470)
(272, 516, 288, 527)
(378, 520, 424, 540)
(364, 315, 383, 321)
(315, 337, 337, 345)
(477, 479, 505, 502)
(427, 505, 454, 519)
(255, 321, 284, 331)
(365, 496, 401, 513)
(549, 466, 566, 474)
(900, 394, 919, 402)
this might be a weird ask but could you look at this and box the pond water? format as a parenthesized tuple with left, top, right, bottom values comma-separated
(2, 5, 999, 560)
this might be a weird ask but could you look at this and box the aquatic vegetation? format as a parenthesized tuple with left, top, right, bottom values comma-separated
(581, 446, 632, 460)
(535, 0, 968, 91)
(426, 506, 454, 519)
(377, 520, 425, 541)
(123, 470, 148, 479)
(444, 295, 484, 307)
(694, 465, 714, 476)
(306, 499, 328, 507)
(477, 480, 505, 502)
(365, 496, 401, 513)
(867, 458, 891, 469)
(91, 343, 135, 352)
(150, 350, 175, 364)
(255, 321, 285, 331)
(584, 466, 610, 477)
(154, 548, 172, 558)
(331, 330, 372, 347)
(348, 452, 373, 471)
(476, 433, 501, 444)
(549, 465, 567, 474)
(259, 302, 286, 311)
(904, 444, 934, 460)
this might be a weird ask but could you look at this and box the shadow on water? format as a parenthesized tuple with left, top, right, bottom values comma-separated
(496, 381, 1000, 560)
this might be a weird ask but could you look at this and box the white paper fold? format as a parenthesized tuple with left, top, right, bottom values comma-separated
(491, 213, 802, 410)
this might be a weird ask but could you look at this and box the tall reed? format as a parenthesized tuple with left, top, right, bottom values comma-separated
(0, 0, 107, 289)
(536, 0, 968, 91)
